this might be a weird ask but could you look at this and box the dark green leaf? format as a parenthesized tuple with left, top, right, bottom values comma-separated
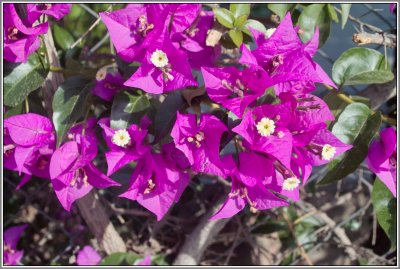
(297, 4, 325, 43)
(52, 76, 92, 147)
(327, 4, 339, 23)
(316, 5, 331, 48)
(4, 54, 48, 107)
(4, 103, 24, 119)
(241, 19, 267, 36)
(229, 29, 243, 47)
(153, 92, 187, 143)
(341, 4, 351, 29)
(230, 4, 251, 19)
(324, 93, 371, 129)
(53, 24, 75, 50)
(110, 91, 150, 129)
(298, 4, 331, 48)
(372, 179, 397, 249)
(214, 8, 235, 28)
(100, 253, 127, 266)
(267, 4, 296, 19)
(332, 48, 394, 86)
(319, 103, 381, 185)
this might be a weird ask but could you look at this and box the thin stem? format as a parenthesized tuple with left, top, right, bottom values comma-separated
(24, 98, 29, 113)
(325, 86, 397, 126)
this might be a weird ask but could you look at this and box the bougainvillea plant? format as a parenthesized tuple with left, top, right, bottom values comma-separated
(3, 3, 397, 266)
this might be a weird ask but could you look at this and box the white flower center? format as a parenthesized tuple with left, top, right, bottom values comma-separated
(321, 144, 336, 161)
(144, 179, 155, 194)
(282, 177, 300, 191)
(112, 129, 131, 147)
(150, 49, 169, 68)
(265, 28, 276, 38)
(256, 117, 276, 137)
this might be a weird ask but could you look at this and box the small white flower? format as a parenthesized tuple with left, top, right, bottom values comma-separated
(112, 129, 131, 147)
(150, 49, 169, 68)
(282, 177, 300, 191)
(321, 144, 336, 161)
(256, 117, 276, 137)
(265, 28, 276, 38)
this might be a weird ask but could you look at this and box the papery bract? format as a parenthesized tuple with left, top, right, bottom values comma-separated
(3, 224, 27, 266)
(124, 27, 198, 94)
(98, 117, 151, 176)
(171, 112, 227, 176)
(3, 4, 48, 62)
(119, 152, 189, 221)
(76, 246, 101, 266)
(202, 65, 272, 118)
(367, 127, 397, 197)
(100, 4, 168, 62)
(26, 3, 72, 24)
(92, 72, 124, 102)
(232, 102, 293, 167)
(211, 154, 288, 220)
(49, 121, 120, 211)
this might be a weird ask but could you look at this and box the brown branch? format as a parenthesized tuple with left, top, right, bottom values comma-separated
(173, 197, 230, 265)
(40, 20, 126, 255)
(77, 191, 127, 254)
(353, 32, 396, 48)
(41, 21, 64, 116)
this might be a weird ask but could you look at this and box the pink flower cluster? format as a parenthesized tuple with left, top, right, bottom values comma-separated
(3, 5, 356, 222)
(3, 3, 71, 62)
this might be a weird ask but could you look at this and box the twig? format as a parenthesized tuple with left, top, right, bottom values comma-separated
(69, 10, 107, 49)
(352, 32, 396, 48)
(334, 6, 383, 33)
(282, 211, 314, 265)
(79, 4, 100, 18)
(173, 196, 230, 265)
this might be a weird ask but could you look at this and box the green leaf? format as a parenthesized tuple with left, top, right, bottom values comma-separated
(267, 4, 296, 19)
(53, 24, 75, 50)
(52, 76, 92, 147)
(153, 92, 187, 143)
(234, 14, 248, 28)
(229, 29, 243, 47)
(4, 54, 48, 107)
(214, 8, 235, 28)
(372, 179, 397, 249)
(340, 4, 351, 29)
(110, 91, 150, 129)
(298, 4, 331, 47)
(230, 4, 251, 19)
(327, 4, 339, 23)
(241, 19, 267, 36)
(332, 48, 394, 86)
(323, 93, 371, 129)
(100, 253, 127, 266)
(125, 252, 141, 265)
(316, 5, 332, 47)
(318, 103, 381, 185)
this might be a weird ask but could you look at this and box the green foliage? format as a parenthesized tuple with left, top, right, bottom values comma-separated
(372, 179, 397, 249)
(100, 252, 141, 265)
(214, 8, 235, 28)
(332, 47, 394, 86)
(241, 19, 267, 36)
(4, 54, 48, 107)
(267, 4, 297, 19)
(340, 4, 352, 29)
(229, 29, 243, 47)
(298, 4, 331, 48)
(53, 24, 75, 50)
(52, 76, 92, 147)
(319, 103, 382, 185)
(110, 91, 150, 129)
(153, 92, 188, 143)
(327, 4, 339, 23)
(230, 4, 251, 19)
